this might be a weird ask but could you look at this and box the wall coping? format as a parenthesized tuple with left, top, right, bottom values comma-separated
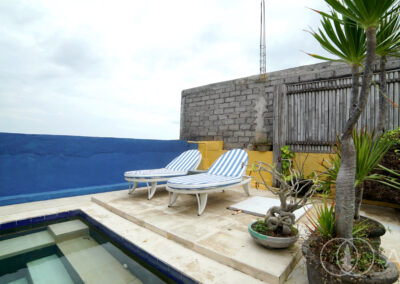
(182, 57, 400, 96)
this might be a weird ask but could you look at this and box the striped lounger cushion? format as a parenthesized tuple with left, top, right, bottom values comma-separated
(167, 149, 248, 190)
(124, 168, 187, 179)
(124, 149, 201, 179)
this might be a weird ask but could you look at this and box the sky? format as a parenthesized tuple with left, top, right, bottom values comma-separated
(0, 0, 331, 140)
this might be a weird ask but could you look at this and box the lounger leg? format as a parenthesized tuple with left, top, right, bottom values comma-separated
(242, 180, 250, 196)
(128, 181, 138, 194)
(196, 193, 208, 216)
(148, 182, 158, 200)
(168, 192, 179, 207)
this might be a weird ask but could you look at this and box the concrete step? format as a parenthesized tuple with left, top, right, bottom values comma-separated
(7, 277, 28, 284)
(57, 236, 143, 284)
(48, 220, 88, 242)
(0, 231, 55, 260)
(27, 254, 74, 284)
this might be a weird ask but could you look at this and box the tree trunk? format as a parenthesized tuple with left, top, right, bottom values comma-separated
(335, 27, 377, 239)
(335, 136, 356, 239)
(377, 56, 388, 134)
(350, 64, 360, 113)
(354, 183, 364, 220)
(341, 27, 377, 139)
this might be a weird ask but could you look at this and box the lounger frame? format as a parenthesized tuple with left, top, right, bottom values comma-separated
(126, 177, 174, 200)
(166, 175, 251, 216)
(125, 157, 201, 200)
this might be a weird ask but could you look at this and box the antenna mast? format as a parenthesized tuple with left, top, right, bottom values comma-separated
(260, 0, 266, 76)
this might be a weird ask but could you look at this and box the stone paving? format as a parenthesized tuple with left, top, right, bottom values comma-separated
(0, 187, 399, 283)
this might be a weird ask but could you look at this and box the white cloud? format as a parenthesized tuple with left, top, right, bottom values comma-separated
(0, 0, 331, 139)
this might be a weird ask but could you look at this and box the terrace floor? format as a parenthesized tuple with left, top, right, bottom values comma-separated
(0, 186, 399, 284)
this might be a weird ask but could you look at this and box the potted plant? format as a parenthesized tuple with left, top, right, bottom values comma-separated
(320, 129, 394, 219)
(302, 0, 399, 283)
(281, 146, 315, 197)
(248, 162, 323, 249)
(303, 199, 399, 284)
(253, 137, 273, 151)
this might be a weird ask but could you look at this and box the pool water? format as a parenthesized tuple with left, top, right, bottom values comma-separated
(0, 218, 171, 284)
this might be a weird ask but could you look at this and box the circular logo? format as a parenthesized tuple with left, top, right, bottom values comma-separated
(320, 238, 375, 277)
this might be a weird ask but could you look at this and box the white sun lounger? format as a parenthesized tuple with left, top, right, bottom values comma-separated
(124, 149, 201, 200)
(166, 149, 251, 216)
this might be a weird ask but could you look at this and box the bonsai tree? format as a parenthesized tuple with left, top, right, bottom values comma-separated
(254, 161, 322, 236)
(310, 0, 399, 239)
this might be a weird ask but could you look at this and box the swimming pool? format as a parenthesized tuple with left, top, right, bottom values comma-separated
(0, 210, 198, 284)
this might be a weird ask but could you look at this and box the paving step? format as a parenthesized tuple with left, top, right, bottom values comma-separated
(27, 254, 74, 284)
(48, 220, 88, 242)
(7, 277, 28, 284)
(57, 236, 143, 284)
(0, 231, 55, 260)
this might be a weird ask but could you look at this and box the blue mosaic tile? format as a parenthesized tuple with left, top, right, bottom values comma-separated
(181, 273, 199, 284)
(157, 258, 197, 284)
(44, 213, 59, 221)
(31, 216, 45, 225)
(57, 211, 70, 219)
(165, 264, 184, 283)
(126, 242, 141, 256)
(0, 221, 16, 230)
(0, 209, 198, 283)
(68, 210, 80, 217)
(141, 251, 158, 268)
(156, 259, 172, 279)
(16, 218, 31, 227)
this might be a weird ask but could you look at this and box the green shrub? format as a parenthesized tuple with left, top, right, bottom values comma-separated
(306, 199, 336, 238)
(382, 127, 400, 145)
(281, 145, 294, 177)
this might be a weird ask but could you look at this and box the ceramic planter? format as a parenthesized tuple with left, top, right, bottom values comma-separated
(253, 144, 272, 151)
(248, 221, 299, 249)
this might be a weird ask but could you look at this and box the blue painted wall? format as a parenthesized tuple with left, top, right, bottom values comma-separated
(0, 133, 196, 206)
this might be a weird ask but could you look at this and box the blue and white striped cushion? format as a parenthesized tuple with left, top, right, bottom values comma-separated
(124, 168, 187, 179)
(167, 173, 242, 189)
(165, 149, 201, 172)
(167, 149, 248, 190)
(207, 149, 248, 178)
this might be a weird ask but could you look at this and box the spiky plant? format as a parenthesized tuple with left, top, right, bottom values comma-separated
(310, 0, 399, 239)
(320, 130, 395, 219)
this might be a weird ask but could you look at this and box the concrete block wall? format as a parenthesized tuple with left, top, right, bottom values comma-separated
(180, 57, 400, 150)
(180, 77, 273, 149)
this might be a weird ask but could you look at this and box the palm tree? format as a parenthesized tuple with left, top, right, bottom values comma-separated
(313, 0, 399, 239)
(376, 9, 400, 133)
(307, 11, 366, 120)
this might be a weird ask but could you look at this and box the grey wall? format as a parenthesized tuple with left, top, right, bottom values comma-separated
(180, 57, 400, 151)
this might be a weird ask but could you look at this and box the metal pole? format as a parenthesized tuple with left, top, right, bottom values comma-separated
(260, 0, 266, 76)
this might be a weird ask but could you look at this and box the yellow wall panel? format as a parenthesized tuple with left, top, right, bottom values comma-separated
(194, 141, 334, 190)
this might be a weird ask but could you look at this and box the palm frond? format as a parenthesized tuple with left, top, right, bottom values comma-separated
(306, 11, 366, 65)
(324, 0, 400, 29)
(376, 6, 400, 57)
(353, 128, 394, 186)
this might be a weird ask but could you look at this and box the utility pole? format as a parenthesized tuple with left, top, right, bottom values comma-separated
(260, 0, 266, 77)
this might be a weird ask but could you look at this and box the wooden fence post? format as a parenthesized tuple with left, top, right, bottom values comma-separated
(273, 84, 287, 187)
